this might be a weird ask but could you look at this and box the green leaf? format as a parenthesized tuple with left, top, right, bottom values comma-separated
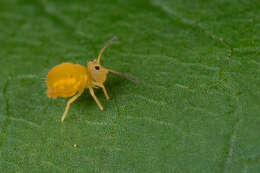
(1, 0, 260, 172)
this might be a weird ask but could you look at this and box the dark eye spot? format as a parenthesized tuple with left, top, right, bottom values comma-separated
(95, 66, 100, 70)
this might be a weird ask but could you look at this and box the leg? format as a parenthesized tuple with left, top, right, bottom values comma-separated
(93, 82, 109, 100)
(89, 87, 104, 110)
(61, 91, 83, 122)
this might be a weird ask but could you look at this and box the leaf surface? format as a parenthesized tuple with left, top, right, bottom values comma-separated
(0, 0, 260, 172)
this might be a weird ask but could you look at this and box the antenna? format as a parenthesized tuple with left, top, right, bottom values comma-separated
(97, 36, 118, 64)
(108, 69, 138, 83)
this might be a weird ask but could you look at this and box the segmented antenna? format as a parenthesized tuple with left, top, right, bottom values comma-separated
(97, 36, 118, 64)
(108, 69, 138, 83)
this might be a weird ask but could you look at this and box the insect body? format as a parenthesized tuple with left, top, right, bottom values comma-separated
(46, 37, 136, 122)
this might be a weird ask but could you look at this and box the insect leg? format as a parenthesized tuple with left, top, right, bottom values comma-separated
(93, 82, 110, 100)
(89, 87, 104, 110)
(61, 90, 83, 122)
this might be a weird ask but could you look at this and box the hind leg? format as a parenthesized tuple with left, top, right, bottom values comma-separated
(61, 90, 83, 122)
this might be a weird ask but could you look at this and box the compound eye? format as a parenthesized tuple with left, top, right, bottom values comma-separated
(95, 66, 100, 70)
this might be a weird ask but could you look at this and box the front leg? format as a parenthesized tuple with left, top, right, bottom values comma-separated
(93, 82, 110, 100)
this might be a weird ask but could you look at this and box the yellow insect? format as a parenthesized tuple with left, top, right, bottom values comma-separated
(46, 37, 136, 122)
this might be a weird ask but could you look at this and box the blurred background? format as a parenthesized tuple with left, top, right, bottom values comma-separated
(0, 0, 260, 172)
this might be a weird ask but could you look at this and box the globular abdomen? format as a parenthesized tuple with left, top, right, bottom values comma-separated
(46, 62, 88, 98)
